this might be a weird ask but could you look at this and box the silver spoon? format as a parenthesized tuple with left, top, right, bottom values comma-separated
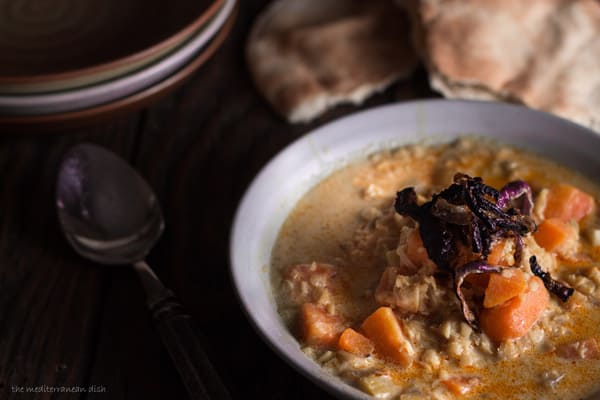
(56, 143, 231, 400)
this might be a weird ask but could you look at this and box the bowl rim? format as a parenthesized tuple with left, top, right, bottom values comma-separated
(229, 99, 600, 399)
(0, 1, 237, 132)
(0, 0, 236, 116)
(0, 0, 225, 86)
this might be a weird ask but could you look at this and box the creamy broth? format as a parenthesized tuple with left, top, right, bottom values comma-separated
(271, 138, 600, 399)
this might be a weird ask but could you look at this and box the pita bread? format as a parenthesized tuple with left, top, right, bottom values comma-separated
(408, 0, 600, 131)
(247, 0, 418, 123)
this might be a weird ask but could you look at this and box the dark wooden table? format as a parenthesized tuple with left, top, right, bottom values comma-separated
(0, 1, 436, 399)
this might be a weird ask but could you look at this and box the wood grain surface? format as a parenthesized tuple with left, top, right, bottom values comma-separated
(0, 1, 436, 399)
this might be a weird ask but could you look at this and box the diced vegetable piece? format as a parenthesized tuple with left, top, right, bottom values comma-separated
(556, 338, 600, 360)
(361, 307, 415, 366)
(544, 184, 595, 222)
(455, 261, 504, 327)
(534, 218, 578, 253)
(406, 229, 432, 267)
(338, 328, 375, 357)
(483, 269, 528, 308)
(283, 262, 339, 305)
(374, 267, 400, 306)
(465, 272, 491, 288)
(359, 373, 400, 398)
(300, 303, 344, 347)
(375, 268, 441, 315)
(487, 239, 511, 266)
(480, 276, 549, 342)
(442, 376, 481, 396)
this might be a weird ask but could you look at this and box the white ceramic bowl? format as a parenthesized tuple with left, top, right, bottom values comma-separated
(230, 100, 600, 399)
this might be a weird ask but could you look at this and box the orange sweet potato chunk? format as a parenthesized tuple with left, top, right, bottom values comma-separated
(534, 218, 577, 253)
(465, 272, 491, 289)
(361, 307, 414, 366)
(300, 303, 344, 347)
(480, 276, 549, 343)
(483, 269, 528, 309)
(544, 184, 595, 222)
(337, 328, 375, 357)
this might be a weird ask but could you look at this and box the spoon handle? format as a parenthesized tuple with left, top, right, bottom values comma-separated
(134, 261, 231, 400)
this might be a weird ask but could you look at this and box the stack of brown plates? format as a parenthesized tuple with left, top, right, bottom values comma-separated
(0, 0, 236, 130)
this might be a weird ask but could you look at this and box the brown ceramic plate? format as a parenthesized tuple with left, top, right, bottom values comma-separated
(0, 0, 224, 93)
(0, 2, 237, 133)
(0, 0, 234, 115)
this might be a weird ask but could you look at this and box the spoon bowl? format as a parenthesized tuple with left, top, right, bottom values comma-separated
(56, 143, 230, 400)
(56, 144, 164, 264)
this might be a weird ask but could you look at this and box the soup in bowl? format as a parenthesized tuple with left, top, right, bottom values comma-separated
(230, 100, 600, 399)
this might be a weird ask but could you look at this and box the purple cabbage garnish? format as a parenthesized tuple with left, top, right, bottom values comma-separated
(454, 261, 504, 329)
(497, 180, 534, 216)
(394, 173, 539, 329)
(529, 256, 574, 302)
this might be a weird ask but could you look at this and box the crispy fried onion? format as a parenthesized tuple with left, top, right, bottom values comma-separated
(395, 173, 571, 329)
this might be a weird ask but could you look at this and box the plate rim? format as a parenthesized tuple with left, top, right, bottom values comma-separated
(0, 0, 225, 86)
(0, 0, 236, 116)
(0, 0, 237, 131)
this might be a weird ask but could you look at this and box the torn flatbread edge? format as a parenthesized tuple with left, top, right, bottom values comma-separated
(399, 0, 600, 132)
(246, 0, 418, 124)
(284, 73, 412, 124)
(429, 71, 600, 132)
